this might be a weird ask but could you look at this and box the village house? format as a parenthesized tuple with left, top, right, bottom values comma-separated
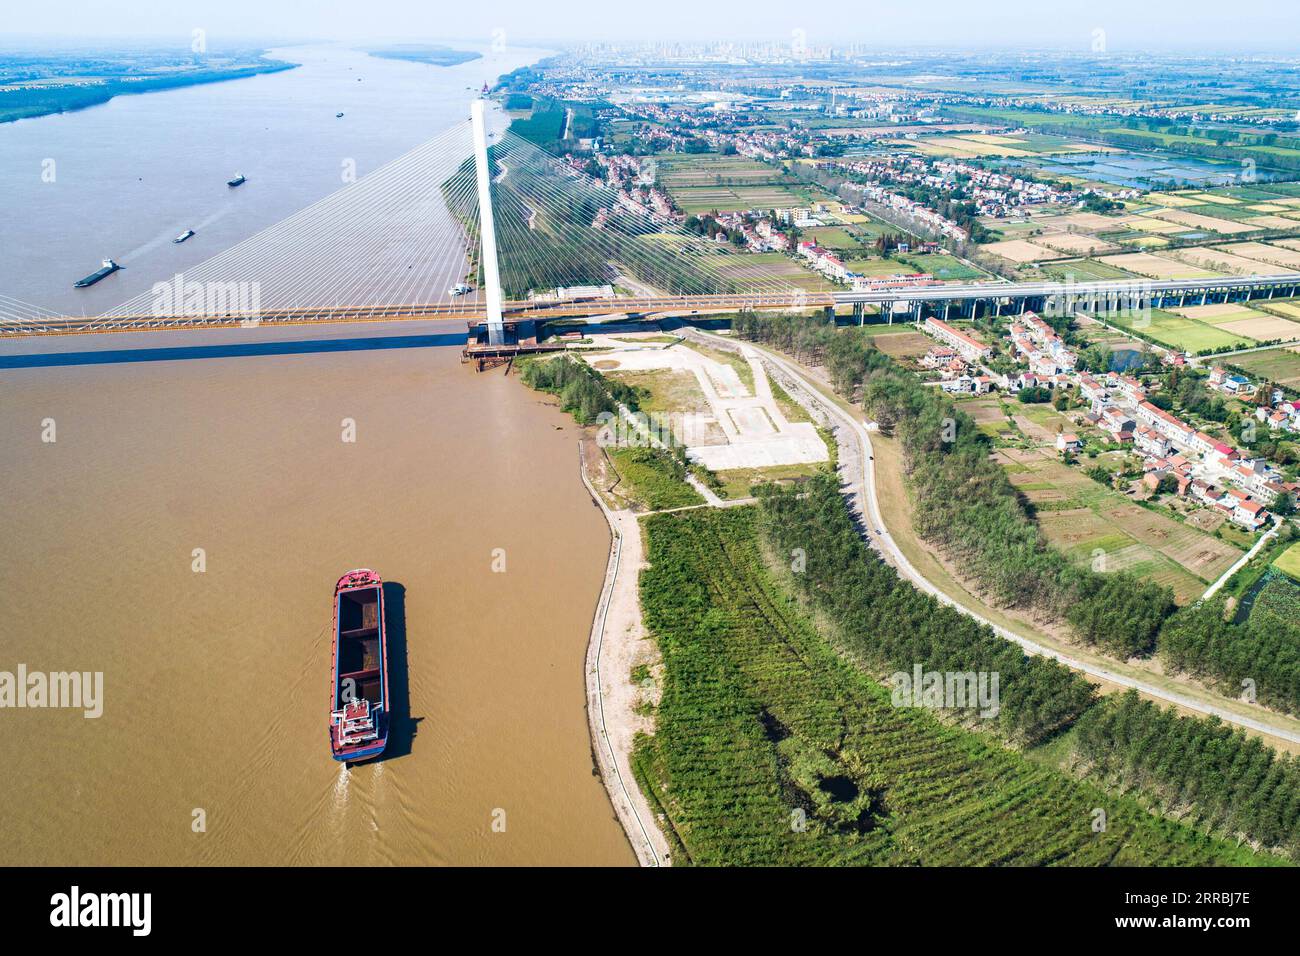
(925, 317, 992, 362)
(1056, 433, 1084, 454)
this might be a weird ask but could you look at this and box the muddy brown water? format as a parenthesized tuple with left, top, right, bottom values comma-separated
(0, 326, 634, 865)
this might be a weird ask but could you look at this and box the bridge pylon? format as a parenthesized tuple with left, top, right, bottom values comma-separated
(470, 99, 505, 346)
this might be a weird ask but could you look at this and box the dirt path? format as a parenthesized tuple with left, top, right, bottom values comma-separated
(701, 329, 1300, 751)
(578, 442, 672, 867)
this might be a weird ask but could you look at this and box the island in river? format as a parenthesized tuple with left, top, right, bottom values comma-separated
(366, 45, 483, 68)
(0, 46, 297, 123)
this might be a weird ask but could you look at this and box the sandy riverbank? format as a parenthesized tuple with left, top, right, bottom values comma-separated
(578, 440, 673, 867)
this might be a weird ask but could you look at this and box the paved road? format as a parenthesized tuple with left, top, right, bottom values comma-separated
(1201, 520, 1280, 603)
(706, 331, 1300, 747)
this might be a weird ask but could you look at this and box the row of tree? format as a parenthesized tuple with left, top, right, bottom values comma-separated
(518, 354, 638, 424)
(1074, 690, 1300, 858)
(1159, 594, 1300, 716)
(735, 311, 1177, 656)
(758, 476, 1097, 745)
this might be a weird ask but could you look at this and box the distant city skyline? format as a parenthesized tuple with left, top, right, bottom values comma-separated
(5, 0, 1300, 53)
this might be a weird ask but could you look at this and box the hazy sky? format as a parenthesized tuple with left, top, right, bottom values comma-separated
(7, 0, 1300, 52)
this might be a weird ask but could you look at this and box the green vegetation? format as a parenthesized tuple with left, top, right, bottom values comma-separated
(1275, 541, 1300, 580)
(607, 447, 704, 510)
(631, 505, 1266, 865)
(761, 476, 1095, 745)
(1104, 308, 1253, 355)
(519, 354, 639, 423)
(943, 104, 1300, 174)
(0, 57, 297, 124)
(841, 323, 1174, 654)
(365, 45, 481, 67)
(714, 461, 824, 500)
(1160, 592, 1300, 716)
(1074, 691, 1300, 858)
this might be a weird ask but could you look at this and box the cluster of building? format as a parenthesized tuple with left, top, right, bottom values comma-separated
(923, 316, 992, 360)
(1075, 368, 1290, 529)
(1207, 365, 1300, 435)
(840, 179, 970, 243)
(796, 240, 849, 281)
(921, 343, 995, 393)
(828, 152, 1084, 221)
(589, 154, 677, 223)
(1008, 313, 1078, 378)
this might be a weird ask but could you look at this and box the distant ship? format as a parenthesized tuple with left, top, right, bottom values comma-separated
(336, 112, 344, 118)
(227, 173, 246, 188)
(73, 258, 121, 288)
(329, 569, 389, 762)
(173, 229, 195, 244)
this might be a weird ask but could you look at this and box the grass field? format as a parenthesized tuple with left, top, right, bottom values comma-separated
(802, 226, 861, 250)
(996, 447, 1241, 603)
(713, 252, 835, 292)
(631, 505, 1262, 865)
(714, 462, 825, 499)
(1038, 259, 1139, 282)
(604, 368, 710, 416)
(898, 252, 989, 280)
(1104, 308, 1253, 352)
(843, 256, 917, 277)
(1227, 346, 1300, 389)
(606, 446, 703, 511)
(1275, 542, 1300, 582)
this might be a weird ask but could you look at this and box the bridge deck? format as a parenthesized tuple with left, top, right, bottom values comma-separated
(4, 275, 1298, 338)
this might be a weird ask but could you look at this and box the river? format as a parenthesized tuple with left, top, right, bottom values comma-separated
(0, 42, 635, 866)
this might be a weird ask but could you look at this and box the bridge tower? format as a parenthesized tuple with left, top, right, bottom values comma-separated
(470, 99, 505, 346)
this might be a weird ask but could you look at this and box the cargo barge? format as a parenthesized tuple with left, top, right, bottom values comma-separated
(328, 569, 389, 762)
(73, 258, 121, 288)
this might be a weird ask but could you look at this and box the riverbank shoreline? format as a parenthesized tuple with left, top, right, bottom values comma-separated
(577, 439, 671, 867)
(0, 58, 298, 125)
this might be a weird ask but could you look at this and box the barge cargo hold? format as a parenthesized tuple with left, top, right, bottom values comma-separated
(328, 569, 389, 762)
(73, 258, 121, 288)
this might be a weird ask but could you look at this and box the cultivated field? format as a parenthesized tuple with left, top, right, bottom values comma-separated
(1170, 246, 1296, 276)
(1105, 308, 1253, 352)
(1228, 346, 1300, 389)
(652, 154, 808, 214)
(713, 252, 836, 292)
(1098, 252, 1221, 280)
(862, 329, 933, 361)
(983, 238, 1059, 262)
(1276, 542, 1300, 581)
(997, 448, 1242, 603)
(1218, 242, 1300, 270)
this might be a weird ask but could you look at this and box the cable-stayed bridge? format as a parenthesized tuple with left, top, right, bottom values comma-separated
(3, 100, 1300, 345)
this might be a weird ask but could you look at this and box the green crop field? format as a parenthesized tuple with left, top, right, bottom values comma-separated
(843, 256, 916, 277)
(1105, 308, 1253, 353)
(632, 505, 1263, 865)
(1228, 347, 1300, 389)
(1036, 259, 1137, 282)
(802, 226, 860, 250)
(1276, 542, 1300, 581)
(713, 252, 835, 292)
(899, 253, 989, 281)
(669, 184, 808, 215)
